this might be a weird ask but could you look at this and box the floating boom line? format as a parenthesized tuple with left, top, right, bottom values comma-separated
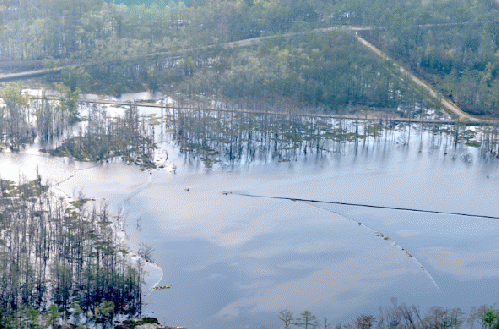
(231, 191, 444, 289)
(305, 201, 440, 289)
(232, 192, 499, 220)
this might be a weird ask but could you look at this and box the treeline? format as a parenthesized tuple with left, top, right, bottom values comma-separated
(2, 0, 497, 64)
(0, 176, 142, 328)
(336, 0, 499, 116)
(169, 106, 384, 168)
(164, 106, 499, 169)
(278, 299, 499, 329)
(74, 31, 437, 114)
(0, 0, 330, 64)
(361, 21, 499, 116)
(169, 32, 437, 113)
(51, 103, 157, 169)
(5, 0, 499, 115)
(327, 0, 499, 28)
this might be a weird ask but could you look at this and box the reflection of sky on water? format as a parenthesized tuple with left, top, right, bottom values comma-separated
(130, 180, 433, 328)
(126, 138, 499, 328)
(129, 123, 499, 328)
(1, 105, 499, 328)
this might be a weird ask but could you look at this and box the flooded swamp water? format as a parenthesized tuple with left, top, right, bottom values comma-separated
(1, 101, 499, 328)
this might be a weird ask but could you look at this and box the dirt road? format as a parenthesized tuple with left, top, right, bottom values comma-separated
(0, 26, 490, 123)
(353, 34, 479, 122)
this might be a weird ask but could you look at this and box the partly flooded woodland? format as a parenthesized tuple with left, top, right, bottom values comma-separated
(2, 99, 499, 328)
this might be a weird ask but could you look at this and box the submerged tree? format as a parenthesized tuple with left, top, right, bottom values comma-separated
(51, 103, 157, 169)
(279, 309, 294, 329)
(0, 83, 35, 150)
(0, 176, 143, 328)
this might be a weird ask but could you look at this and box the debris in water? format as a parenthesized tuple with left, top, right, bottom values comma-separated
(153, 285, 172, 291)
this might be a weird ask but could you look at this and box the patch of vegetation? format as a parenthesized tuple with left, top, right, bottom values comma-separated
(131, 317, 159, 326)
(353, 0, 499, 117)
(164, 107, 499, 169)
(0, 82, 82, 152)
(70, 197, 96, 208)
(51, 104, 157, 169)
(0, 83, 36, 150)
(0, 177, 143, 328)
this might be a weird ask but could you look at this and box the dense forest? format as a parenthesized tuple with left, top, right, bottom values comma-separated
(163, 32, 438, 114)
(350, 0, 499, 117)
(0, 176, 142, 328)
(3, 0, 499, 116)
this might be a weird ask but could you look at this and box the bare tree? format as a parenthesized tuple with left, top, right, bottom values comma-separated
(138, 243, 155, 263)
(278, 309, 293, 329)
(356, 314, 374, 329)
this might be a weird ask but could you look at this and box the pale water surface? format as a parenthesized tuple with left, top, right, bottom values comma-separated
(1, 103, 498, 328)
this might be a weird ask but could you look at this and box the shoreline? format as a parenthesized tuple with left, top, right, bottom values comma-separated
(59, 97, 462, 124)
(0, 150, 165, 314)
(2, 89, 497, 125)
(36, 95, 499, 125)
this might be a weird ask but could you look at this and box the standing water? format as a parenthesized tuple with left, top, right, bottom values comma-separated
(1, 102, 499, 328)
